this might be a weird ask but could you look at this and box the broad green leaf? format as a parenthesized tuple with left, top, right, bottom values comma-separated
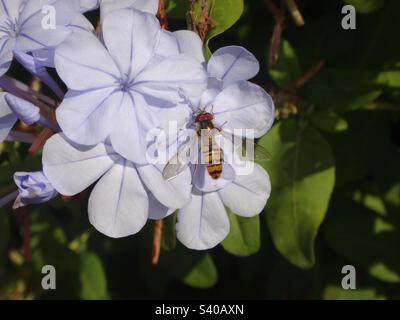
(181, 254, 218, 288)
(310, 111, 348, 133)
(323, 285, 385, 300)
(161, 245, 218, 288)
(344, 0, 385, 13)
(269, 40, 302, 87)
(325, 207, 400, 283)
(259, 119, 335, 269)
(325, 111, 390, 186)
(221, 208, 260, 257)
(80, 252, 108, 299)
(161, 213, 177, 251)
(376, 70, 400, 88)
(307, 69, 382, 112)
(190, 0, 244, 58)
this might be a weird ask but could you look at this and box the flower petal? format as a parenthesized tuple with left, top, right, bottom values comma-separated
(100, 0, 159, 22)
(0, 0, 25, 21)
(13, 171, 58, 209)
(88, 158, 149, 238)
(212, 81, 275, 138)
(148, 192, 175, 220)
(0, 92, 17, 142)
(176, 189, 230, 250)
(102, 8, 160, 78)
(0, 37, 14, 77)
(134, 54, 207, 103)
(173, 30, 205, 63)
(5, 93, 40, 125)
(42, 133, 117, 196)
(218, 163, 271, 217)
(56, 88, 123, 145)
(207, 46, 259, 84)
(109, 92, 149, 164)
(55, 30, 120, 90)
(137, 164, 191, 209)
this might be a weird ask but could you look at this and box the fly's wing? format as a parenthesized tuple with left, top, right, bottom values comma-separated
(253, 141, 272, 161)
(162, 138, 195, 181)
(221, 132, 272, 161)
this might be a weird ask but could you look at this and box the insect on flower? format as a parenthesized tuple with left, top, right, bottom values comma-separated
(162, 108, 272, 181)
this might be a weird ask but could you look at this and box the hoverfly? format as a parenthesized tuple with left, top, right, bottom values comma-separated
(162, 110, 271, 181)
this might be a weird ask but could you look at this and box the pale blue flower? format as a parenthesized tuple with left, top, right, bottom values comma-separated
(0, 0, 92, 76)
(54, 8, 207, 165)
(159, 41, 275, 250)
(42, 133, 192, 237)
(13, 171, 58, 209)
(0, 92, 59, 143)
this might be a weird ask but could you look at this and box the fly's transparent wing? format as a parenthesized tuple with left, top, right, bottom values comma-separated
(253, 141, 272, 161)
(162, 137, 196, 181)
(221, 132, 272, 161)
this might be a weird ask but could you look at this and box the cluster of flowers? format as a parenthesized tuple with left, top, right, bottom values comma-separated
(0, 0, 274, 250)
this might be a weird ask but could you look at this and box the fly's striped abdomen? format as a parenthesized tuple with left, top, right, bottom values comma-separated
(202, 134, 223, 179)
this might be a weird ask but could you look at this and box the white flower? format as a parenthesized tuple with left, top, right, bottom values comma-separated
(0, 0, 92, 75)
(177, 164, 271, 250)
(54, 8, 207, 165)
(160, 40, 275, 250)
(13, 171, 58, 209)
(42, 133, 192, 238)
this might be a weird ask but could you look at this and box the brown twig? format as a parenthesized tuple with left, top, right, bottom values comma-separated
(151, 219, 164, 265)
(284, 0, 304, 27)
(15, 208, 32, 263)
(28, 128, 54, 155)
(187, 0, 215, 41)
(285, 59, 325, 92)
(264, 0, 285, 69)
(157, 0, 169, 30)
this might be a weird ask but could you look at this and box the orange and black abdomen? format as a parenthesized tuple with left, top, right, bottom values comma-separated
(198, 123, 223, 180)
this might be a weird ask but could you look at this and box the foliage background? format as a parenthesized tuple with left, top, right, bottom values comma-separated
(1, 0, 400, 300)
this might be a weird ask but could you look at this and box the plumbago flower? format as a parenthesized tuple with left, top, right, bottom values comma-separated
(0, 0, 92, 75)
(42, 134, 192, 237)
(159, 43, 275, 250)
(0, 92, 58, 143)
(76, 0, 159, 16)
(13, 171, 58, 209)
(54, 8, 207, 164)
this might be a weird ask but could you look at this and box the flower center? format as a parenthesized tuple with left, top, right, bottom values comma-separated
(117, 74, 135, 92)
(0, 18, 20, 38)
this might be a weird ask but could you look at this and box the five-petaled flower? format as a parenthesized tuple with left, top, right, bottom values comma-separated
(0, 3, 275, 252)
(54, 8, 207, 164)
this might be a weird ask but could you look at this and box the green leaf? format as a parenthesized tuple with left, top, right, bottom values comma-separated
(221, 208, 260, 257)
(325, 205, 400, 283)
(325, 111, 390, 186)
(161, 213, 177, 251)
(376, 70, 400, 88)
(323, 285, 385, 300)
(161, 245, 218, 288)
(269, 40, 302, 87)
(80, 252, 108, 299)
(307, 69, 382, 112)
(181, 254, 218, 288)
(344, 0, 385, 13)
(310, 111, 348, 133)
(259, 119, 335, 269)
(191, 0, 244, 58)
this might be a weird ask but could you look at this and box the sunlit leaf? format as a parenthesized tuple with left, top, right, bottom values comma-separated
(221, 208, 260, 257)
(259, 119, 335, 268)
